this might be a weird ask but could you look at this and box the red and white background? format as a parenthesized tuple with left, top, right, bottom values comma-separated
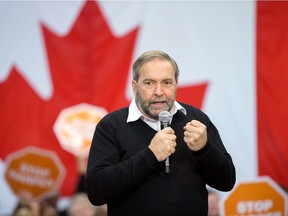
(0, 1, 288, 214)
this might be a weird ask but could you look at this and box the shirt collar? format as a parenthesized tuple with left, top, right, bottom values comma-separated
(127, 97, 186, 123)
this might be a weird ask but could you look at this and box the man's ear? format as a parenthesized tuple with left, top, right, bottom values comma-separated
(132, 80, 137, 96)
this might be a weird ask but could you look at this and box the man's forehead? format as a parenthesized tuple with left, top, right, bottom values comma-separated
(140, 59, 173, 72)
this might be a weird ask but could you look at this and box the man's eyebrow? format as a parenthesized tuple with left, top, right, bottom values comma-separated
(142, 78, 154, 82)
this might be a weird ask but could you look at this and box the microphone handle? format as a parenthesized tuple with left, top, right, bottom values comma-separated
(160, 122, 170, 174)
(165, 157, 170, 173)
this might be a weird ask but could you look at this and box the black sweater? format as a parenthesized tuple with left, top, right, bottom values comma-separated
(86, 102, 236, 216)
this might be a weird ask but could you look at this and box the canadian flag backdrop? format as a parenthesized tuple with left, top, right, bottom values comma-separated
(0, 1, 287, 214)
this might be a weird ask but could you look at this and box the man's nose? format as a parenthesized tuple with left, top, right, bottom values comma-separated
(154, 83, 164, 96)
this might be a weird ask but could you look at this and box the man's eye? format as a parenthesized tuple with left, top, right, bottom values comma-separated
(145, 81, 153, 86)
(163, 81, 172, 86)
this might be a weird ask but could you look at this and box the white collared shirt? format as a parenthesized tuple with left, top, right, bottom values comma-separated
(127, 97, 187, 131)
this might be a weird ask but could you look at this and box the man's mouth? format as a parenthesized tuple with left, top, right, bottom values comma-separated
(150, 101, 166, 107)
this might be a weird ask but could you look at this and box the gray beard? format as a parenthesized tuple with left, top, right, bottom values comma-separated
(135, 91, 174, 120)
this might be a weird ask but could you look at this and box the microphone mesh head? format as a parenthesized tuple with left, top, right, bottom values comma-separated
(158, 111, 172, 123)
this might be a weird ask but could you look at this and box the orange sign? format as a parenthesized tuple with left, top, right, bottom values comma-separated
(222, 176, 288, 216)
(53, 103, 107, 156)
(4, 146, 65, 199)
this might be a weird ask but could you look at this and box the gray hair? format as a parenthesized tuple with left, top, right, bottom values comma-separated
(132, 50, 179, 82)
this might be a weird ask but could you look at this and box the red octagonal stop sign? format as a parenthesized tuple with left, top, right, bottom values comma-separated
(4, 146, 65, 199)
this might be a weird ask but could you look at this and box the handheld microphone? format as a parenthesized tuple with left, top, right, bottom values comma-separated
(158, 111, 172, 173)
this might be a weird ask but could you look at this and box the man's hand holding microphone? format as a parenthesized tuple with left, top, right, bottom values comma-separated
(148, 127, 177, 162)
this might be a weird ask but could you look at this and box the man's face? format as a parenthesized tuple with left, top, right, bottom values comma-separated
(132, 58, 177, 120)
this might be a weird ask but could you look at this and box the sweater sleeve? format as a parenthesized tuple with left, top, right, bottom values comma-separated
(85, 117, 158, 206)
(192, 120, 236, 191)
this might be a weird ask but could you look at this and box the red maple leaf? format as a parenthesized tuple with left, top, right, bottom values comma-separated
(0, 1, 207, 197)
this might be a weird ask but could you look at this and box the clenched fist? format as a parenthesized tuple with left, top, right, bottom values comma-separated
(148, 127, 177, 162)
(183, 120, 207, 151)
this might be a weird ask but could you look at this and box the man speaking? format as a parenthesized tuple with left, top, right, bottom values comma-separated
(86, 50, 236, 216)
